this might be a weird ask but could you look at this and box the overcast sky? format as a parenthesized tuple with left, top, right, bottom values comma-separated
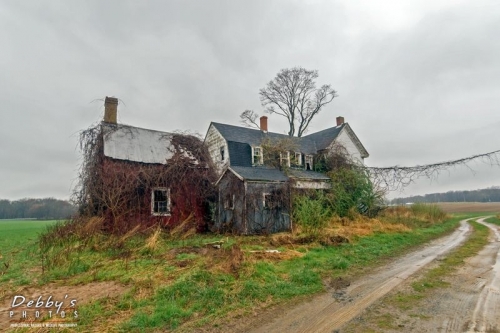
(1, 0, 499, 201)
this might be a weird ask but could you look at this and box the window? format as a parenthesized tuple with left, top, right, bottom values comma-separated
(224, 193, 234, 210)
(263, 192, 282, 210)
(151, 188, 170, 215)
(305, 155, 313, 171)
(220, 146, 225, 161)
(294, 152, 302, 166)
(280, 151, 290, 167)
(252, 146, 263, 165)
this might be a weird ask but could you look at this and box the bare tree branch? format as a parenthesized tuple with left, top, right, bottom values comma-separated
(259, 67, 337, 137)
(239, 110, 261, 129)
(364, 149, 500, 192)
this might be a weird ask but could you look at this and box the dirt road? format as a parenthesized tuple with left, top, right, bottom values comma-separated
(340, 217, 500, 333)
(241, 217, 499, 333)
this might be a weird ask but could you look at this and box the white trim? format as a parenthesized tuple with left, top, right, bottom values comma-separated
(294, 152, 302, 166)
(305, 155, 313, 170)
(151, 187, 171, 216)
(280, 151, 290, 167)
(252, 146, 263, 165)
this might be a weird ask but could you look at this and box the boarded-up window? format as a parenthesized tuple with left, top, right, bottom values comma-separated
(152, 188, 170, 215)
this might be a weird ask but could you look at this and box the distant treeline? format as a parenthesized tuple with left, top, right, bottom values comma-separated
(0, 198, 76, 220)
(391, 187, 500, 204)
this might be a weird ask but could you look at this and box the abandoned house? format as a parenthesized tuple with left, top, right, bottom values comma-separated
(79, 97, 215, 232)
(205, 116, 369, 234)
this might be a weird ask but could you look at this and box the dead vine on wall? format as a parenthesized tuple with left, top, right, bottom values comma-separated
(72, 124, 217, 234)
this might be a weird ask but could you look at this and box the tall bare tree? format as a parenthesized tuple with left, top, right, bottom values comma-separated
(247, 67, 337, 137)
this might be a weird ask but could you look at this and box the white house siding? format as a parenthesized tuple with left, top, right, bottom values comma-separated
(331, 129, 364, 164)
(293, 180, 331, 189)
(205, 124, 229, 174)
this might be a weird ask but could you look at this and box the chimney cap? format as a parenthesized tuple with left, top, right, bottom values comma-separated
(105, 96, 118, 104)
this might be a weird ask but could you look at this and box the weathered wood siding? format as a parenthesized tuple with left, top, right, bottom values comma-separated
(205, 124, 229, 175)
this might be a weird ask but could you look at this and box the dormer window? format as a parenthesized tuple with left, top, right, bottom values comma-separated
(220, 146, 225, 161)
(280, 151, 290, 167)
(294, 152, 302, 166)
(252, 146, 263, 165)
(305, 155, 313, 171)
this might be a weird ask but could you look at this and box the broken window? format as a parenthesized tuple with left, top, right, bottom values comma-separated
(280, 151, 290, 167)
(305, 155, 313, 171)
(151, 188, 170, 215)
(252, 146, 263, 165)
(220, 146, 225, 161)
(224, 193, 235, 210)
(263, 192, 282, 210)
(294, 152, 302, 166)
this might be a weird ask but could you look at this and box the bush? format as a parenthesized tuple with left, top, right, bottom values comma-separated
(292, 192, 333, 234)
(327, 168, 384, 218)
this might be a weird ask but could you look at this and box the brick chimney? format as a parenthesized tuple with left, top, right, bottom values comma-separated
(104, 96, 118, 124)
(260, 116, 268, 132)
(336, 116, 344, 126)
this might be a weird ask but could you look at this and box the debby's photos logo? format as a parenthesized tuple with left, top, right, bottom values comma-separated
(7, 294, 78, 328)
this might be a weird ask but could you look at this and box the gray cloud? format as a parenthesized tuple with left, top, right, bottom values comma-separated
(0, 0, 498, 200)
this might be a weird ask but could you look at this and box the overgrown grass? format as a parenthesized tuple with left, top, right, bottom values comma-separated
(112, 216, 460, 330)
(2, 208, 467, 332)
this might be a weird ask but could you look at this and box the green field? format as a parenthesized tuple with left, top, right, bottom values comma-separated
(0, 219, 58, 284)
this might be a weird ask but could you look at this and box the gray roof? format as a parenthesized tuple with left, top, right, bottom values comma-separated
(230, 166, 289, 182)
(101, 123, 174, 164)
(287, 169, 331, 180)
(228, 166, 330, 182)
(303, 124, 345, 151)
(211, 122, 319, 154)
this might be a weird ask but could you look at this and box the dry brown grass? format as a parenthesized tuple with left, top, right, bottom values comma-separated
(435, 202, 500, 213)
(327, 214, 411, 241)
(144, 226, 162, 251)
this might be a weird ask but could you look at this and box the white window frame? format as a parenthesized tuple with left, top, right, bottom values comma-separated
(252, 146, 263, 165)
(263, 192, 271, 209)
(294, 152, 302, 166)
(151, 187, 171, 216)
(305, 155, 313, 171)
(280, 151, 290, 167)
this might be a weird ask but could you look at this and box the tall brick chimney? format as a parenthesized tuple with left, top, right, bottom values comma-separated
(104, 96, 118, 124)
(336, 116, 344, 126)
(260, 116, 268, 132)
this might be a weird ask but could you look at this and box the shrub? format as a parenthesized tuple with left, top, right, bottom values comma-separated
(292, 192, 333, 234)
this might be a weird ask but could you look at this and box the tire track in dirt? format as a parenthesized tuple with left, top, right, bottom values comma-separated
(248, 218, 475, 333)
(340, 216, 499, 333)
(466, 217, 500, 333)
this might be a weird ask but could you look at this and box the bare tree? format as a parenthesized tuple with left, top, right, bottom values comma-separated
(257, 67, 337, 137)
(240, 109, 260, 129)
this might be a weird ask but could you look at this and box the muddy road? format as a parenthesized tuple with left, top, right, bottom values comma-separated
(341, 217, 500, 333)
(233, 216, 500, 333)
